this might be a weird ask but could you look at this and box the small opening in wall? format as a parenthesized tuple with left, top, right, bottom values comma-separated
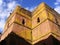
(37, 17, 40, 23)
(22, 19, 25, 25)
(55, 18, 58, 24)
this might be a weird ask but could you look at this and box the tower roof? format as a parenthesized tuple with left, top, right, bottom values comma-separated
(33, 2, 53, 13)
(14, 5, 32, 17)
(32, 2, 47, 13)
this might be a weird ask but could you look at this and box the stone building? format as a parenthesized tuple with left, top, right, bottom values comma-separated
(0, 2, 60, 45)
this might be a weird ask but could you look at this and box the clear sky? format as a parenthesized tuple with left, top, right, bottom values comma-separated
(0, 0, 60, 33)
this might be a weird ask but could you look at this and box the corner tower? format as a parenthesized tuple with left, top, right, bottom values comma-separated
(31, 2, 60, 44)
(0, 5, 32, 43)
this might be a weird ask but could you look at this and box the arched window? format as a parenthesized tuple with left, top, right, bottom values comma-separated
(37, 17, 40, 23)
(22, 19, 25, 25)
(55, 18, 58, 24)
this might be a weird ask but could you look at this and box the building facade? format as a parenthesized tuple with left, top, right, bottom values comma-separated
(0, 2, 60, 45)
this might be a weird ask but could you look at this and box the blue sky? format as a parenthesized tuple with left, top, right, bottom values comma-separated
(0, 0, 60, 33)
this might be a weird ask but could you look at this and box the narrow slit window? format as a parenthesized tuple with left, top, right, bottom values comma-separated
(22, 19, 25, 25)
(55, 18, 58, 24)
(37, 17, 40, 23)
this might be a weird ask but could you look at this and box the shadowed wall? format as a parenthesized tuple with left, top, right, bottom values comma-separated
(0, 32, 60, 45)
